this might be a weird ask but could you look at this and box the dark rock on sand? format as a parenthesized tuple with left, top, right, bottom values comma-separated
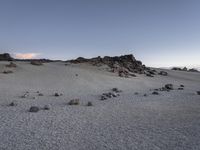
(54, 93, 61, 97)
(9, 102, 17, 106)
(197, 91, 200, 95)
(146, 73, 154, 77)
(144, 94, 147, 97)
(68, 99, 80, 105)
(29, 106, 40, 112)
(100, 95, 107, 100)
(43, 105, 50, 110)
(38, 93, 44, 96)
(159, 71, 168, 76)
(165, 84, 173, 90)
(134, 92, 139, 95)
(112, 88, 122, 93)
(3, 70, 13, 74)
(86, 101, 93, 106)
(152, 91, 159, 95)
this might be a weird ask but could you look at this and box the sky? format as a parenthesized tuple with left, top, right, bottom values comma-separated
(0, 0, 200, 68)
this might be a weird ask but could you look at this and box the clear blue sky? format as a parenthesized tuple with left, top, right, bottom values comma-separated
(0, 0, 200, 67)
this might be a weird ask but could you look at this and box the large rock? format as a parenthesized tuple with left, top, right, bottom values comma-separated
(68, 54, 146, 76)
(0, 53, 13, 61)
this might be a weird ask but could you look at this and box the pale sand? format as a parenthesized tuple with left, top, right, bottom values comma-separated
(0, 61, 200, 150)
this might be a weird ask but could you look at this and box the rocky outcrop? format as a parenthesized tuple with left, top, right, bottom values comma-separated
(0, 53, 13, 61)
(68, 54, 147, 77)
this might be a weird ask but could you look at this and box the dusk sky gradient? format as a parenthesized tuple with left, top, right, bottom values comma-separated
(0, 0, 200, 67)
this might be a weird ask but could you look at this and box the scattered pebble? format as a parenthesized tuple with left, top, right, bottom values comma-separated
(100, 95, 107, 100)
(43, 105, 50, 110)
(29, 106, 40, 113)
(165, 84, 174, 90)
(68, 99, 80, 105)
(54, 93, 61, 97)
(152, 91, 159, 95)
(86, 101, 93, 106)
(112, 88, 122, 93)
(178, 88, 184, 90)
(9, 102, 17, 106)
(134, 92, 139, 95)
(197, 91, 200, 95)
(158, 71, 168, 76)
(3, 70, 13, 74)
(38, 93, 44, 96)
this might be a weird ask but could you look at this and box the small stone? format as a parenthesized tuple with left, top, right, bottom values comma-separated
(146, 74, 154, 77)
(3, 70, 13, 74)
(29, 106, 40, 112)
(178, 88, 184, 90)
(54, 93, 60, 97)
(38, 93, 44, 96)
(100, 95, 107, 100)
(197, 91, 200, 95)
(180, 85, 185, 87)
(21, 93, 29, 98)
(68, 99, 80, 105)
(159, 71, 168, 76)
(9, 102, 17, 106)
(152, 91, 159, 95)
(165, 84, 173, 90)
(112, 88, 122, 93)
(144, 94, 147, 97)
(87, 101, 93, 106)
(43, 105, 50, 110)
(134, 92, 139, 95)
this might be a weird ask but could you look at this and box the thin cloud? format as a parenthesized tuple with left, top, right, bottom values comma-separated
(14, 53, 40, 59)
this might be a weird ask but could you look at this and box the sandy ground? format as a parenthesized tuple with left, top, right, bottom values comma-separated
(0, 61, 200, 150)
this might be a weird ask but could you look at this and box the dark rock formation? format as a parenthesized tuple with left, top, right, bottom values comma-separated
(68, 54, 146, 77)
(0, 53, 13, 61)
